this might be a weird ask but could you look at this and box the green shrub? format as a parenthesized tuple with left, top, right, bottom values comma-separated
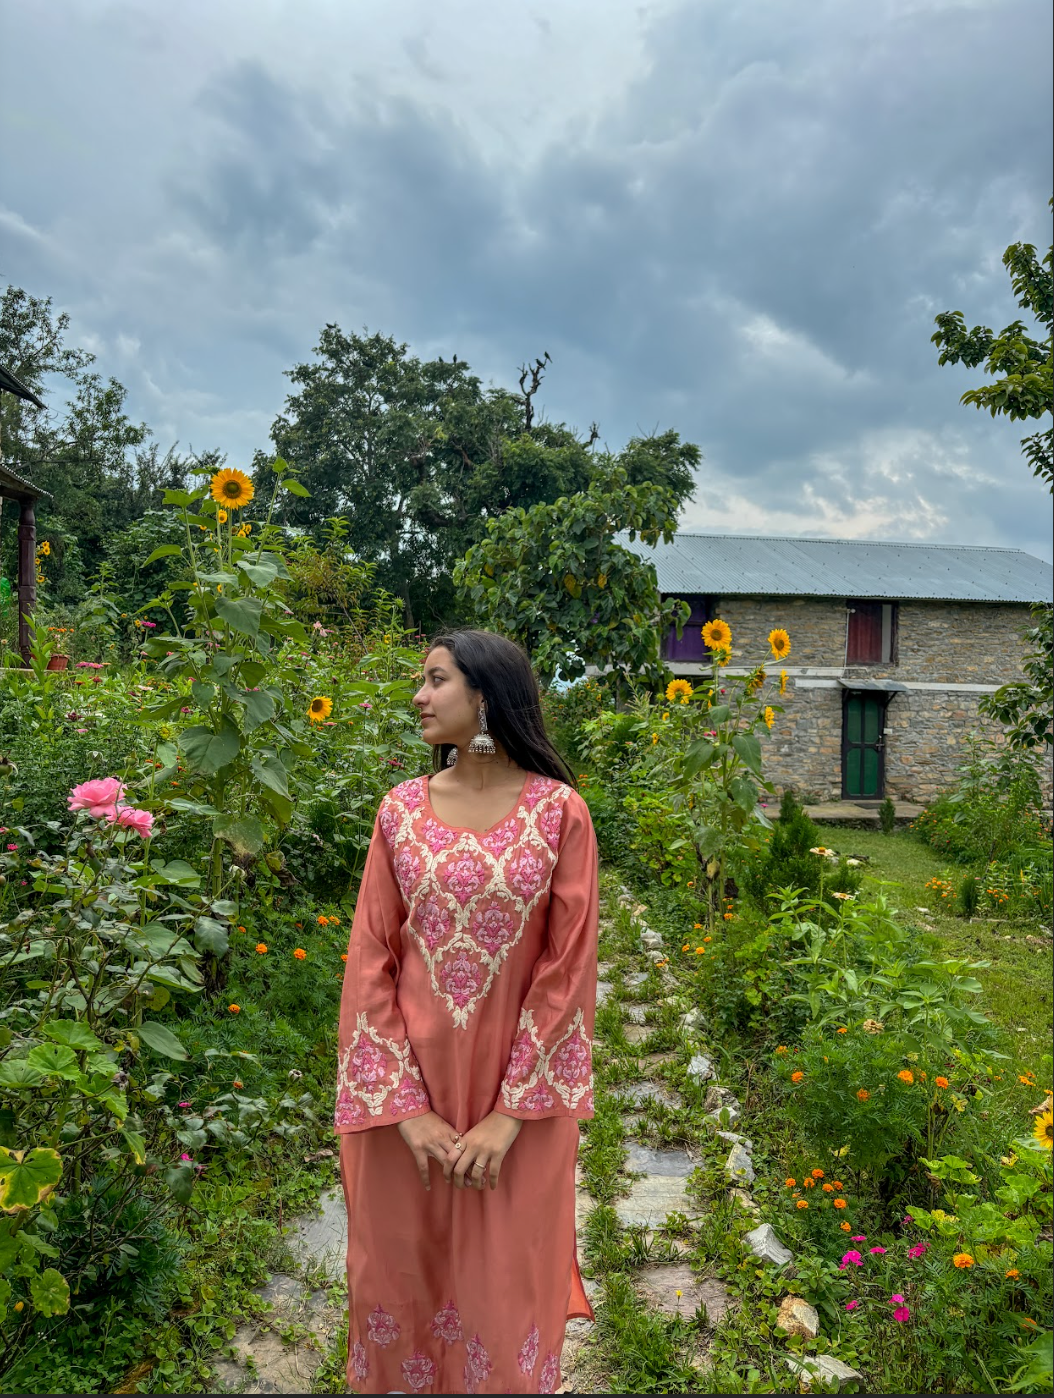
(879, 795, 896, 834)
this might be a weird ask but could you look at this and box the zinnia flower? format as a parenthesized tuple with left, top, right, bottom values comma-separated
(209, 467, 254, 509)
(869, 1246, 886, 1255)
(701, 618, 732, 651)
(293, 947, 307, 960)
(308, 695, 334, 722)
(1033, 1108, 1053, 1150)
(952, 1253, 974, 1269)
(665, 678, 693, 704)
(768, 628, 791, 659)
(68, 777, 127, 820)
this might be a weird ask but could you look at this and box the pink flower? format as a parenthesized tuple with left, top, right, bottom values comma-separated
(893, 1306, 910, 1323)
(839, 1251, 863, 1269)
(870, 1246, 887, 1255)
(845, 1299, 860, 1311)
(5, 843, 16, 851)
(851, 1235, 867, 1242)
(180, 1152, 191, 1161)
(178, 1101, 192, 1108)
(907, 1243, 928, 1260)
(114, 806, 154, 838)
(68, 776, 127, 819)
(890, 1294, 905, 1304)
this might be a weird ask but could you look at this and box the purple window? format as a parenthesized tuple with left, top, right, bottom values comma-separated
(664, 596, 713, 662)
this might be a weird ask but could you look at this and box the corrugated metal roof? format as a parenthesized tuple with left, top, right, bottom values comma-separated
(614, 532, 1053, 603)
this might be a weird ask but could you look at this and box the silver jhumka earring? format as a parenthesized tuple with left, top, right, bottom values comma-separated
(466, 703, 496, 755)
(446, 746, 458, 766)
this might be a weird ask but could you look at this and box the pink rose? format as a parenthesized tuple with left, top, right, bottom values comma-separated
(115, 806, 154, 838)
(68, 777, 127, 819)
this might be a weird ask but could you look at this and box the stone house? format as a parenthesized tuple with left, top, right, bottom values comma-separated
(618, 532, 1053, 805)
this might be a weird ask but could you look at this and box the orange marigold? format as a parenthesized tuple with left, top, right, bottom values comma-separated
(811, 1169, 824, 1179)
(837, 1026, 848, 1034)
(856, 1089, 870, 1101)
(833, 1198, 847, 1209)
(318, 915, 330, 926)
(1005, 1268, 1020, 1279)
(953, 1253, 975, 1269)
(228, 1004, 241, 1014)
(832, 1181, 844, 1190)
(802, 1178, 816, 1189)
(341, 953, 348, 962)
(840, 1222, 852, 1232)
(785, 1178, 796, 1187)
(791, 1070, 804, 1083)
(775, 1046, 788, 1055)
(255, 942, 268, 954)
(935, 1076, 950, 1089)
(822, 1183, 834, 1192)
(293, 947, 307, 960)
(897, 1069, 915, 1084)
(796, 1200, 809, 1209)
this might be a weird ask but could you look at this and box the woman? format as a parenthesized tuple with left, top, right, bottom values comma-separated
(335, 629, 599, 1395)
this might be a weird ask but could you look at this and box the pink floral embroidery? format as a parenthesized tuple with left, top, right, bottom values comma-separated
(523, 776, 550, 808)
(394, 847, 423, 895)
(470, 903, 517, 956)
(351, 1340, 369, 1380)
(420, 818, 456, 852)
(481, 818, 519, 856)
(523, 1081, 556, 1111)
(349, 1039, 388, 1087)
(334, 1092, 365, 1128)
(518, 1325, 540, 1375)
(418, 897, 452, 951)
(551, 1031, 590, 1084)
(507, 849, 545, 898)
(465, 1334, 492, 1388)
(401, 778, 425, 811)
(401, 1350, 436, 1391)
(445, 854, 487, 906)
(430, 1300, 463, 1345)
(379, 805, 400, 844)
(538, 1351, 560, 1393)
(390, 1079, 430, 1115)
(367, 1304, 400, 1347)
(540, 803, 564, 851)
(505, 1031, 539, 1084)
(440, 950, 483, 1008)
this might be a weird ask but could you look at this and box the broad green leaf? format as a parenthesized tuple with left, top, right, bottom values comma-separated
(166, 797, 220, 817)
(157, 740, 179, 768)
(215, 596, 263, 638)
(238, 659, 268, 688)
(242, 689, 277, 732)
(143, 544, 183, 565)
(0, 1059, 46, 1090)
(706, 705, 731, 724)
(164, 1161, 196, 1205)
(150, 859, 201, 885)
(211, 899, 239, 917)
(137, 1021, 189, 1060)
(729, 775, 759, 813)
(0, 1147, 63, 1211)
(30, 1268, 70, 1316)
(191, 680, 216, 709)
(120, 1130, 147, 1165)
(144, 696, 186, 721)
(212, 815, 265, 858)
(193, 915, 231, 956)
(162, 489, 195, 506)
(251, 755, 289, 799)
(260, 788, 293, 825)
(25, 1043, 80, 1081)
(179, 720, 241, 775)
(271, 456, 289, 474)
(281, 477, 311, 497)
(683, 739, 714, 778)
(237, 558, 280, 587)
(731, 733, 763, 773)
(40, 1021, 103, 1053)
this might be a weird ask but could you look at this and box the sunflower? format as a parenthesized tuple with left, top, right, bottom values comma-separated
(210, 467, 255, 509)
(702, 618, 732, 651)
(1034, 1108, 1053, 1151)
(768, 628, 791, 660)
(746, 666, 766, 696)
(216, 508, 228, 524)
(308, 695, 334, 723)
(666, 678, 693, 704)
(763, 706, 775, 730)
(779, 669, 788, 696)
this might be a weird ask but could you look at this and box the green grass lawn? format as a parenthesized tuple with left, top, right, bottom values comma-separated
(818, 826, 1053, 1069)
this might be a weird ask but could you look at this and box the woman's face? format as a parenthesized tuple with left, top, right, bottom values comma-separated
(413, 647, 481, 748)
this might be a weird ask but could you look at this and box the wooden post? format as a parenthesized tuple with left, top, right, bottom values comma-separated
(17, 497, 36, 663)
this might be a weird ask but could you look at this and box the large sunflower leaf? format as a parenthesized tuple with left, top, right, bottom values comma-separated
(179, 720, 241, 775)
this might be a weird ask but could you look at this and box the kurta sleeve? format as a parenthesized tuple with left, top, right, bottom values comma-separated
(333, 803, 432, 1134)
(496, 790, 599, 1120)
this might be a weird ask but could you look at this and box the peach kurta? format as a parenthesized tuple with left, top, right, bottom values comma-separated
(334, 771, 599, 1396)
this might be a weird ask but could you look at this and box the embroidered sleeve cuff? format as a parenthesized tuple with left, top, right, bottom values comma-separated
(497, 1007, 594, 1119)
(333, 1013, 432, 1133)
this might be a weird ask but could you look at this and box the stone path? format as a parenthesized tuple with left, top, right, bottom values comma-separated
(804, 799, 922, 823)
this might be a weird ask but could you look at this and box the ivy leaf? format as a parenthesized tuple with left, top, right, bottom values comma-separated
(0, 1147, 63, 1212)
(137, 1021, 189, 1061)
(179, 719, 241, 775)
(39, 1021, 104, 1053)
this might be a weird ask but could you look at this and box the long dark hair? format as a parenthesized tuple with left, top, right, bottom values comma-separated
(425, 629, 578, 789)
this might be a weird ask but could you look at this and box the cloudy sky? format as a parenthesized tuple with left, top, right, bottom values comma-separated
(3, 0, 1052, 559)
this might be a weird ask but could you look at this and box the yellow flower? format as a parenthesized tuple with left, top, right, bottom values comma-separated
(952, 1253, 974, 1269)
(1034, 1108, 1053, 1151)
(237, 523, 253, 537)
(768, 628, 791, 659)
(216, 508, 228, 524)
(308, 695, 334, 722)
(210, 467, 255, 509)
(702, 618, 732, 651)
(651, 733, 659, 745)
(38, 540, 51, 556)
(666, 679, 693, 704)
(746, 666, 766, 696)
(779, 669, 788, 696)
(763, 706, 775, 730)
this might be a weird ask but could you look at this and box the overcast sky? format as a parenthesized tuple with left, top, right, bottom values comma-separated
(2, 0, 1052, 560)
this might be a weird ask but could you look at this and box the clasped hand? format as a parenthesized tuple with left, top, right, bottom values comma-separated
(397, 1110, 522, 1191)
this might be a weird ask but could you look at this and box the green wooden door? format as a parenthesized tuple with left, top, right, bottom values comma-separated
(843, 694, 884, 798)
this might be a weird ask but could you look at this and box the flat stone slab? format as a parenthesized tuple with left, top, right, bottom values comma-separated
(596, 979, 613, 1006)
(637, 1263, 731, 1324)
(623, 970, 650, 990)
(214, 1278, 341, 1394)
(615, 1174, 698, 1229)
(623, 1024, 652, 1045)
(624, 1004, 647, 1025)
(725, 1142, 756, 1185)
(785, 1353, 863, 1389)
(284, 1185, 346, 1284)
(804, 801, 922, 824)
(625, 1142, 694, 1177)
(615, 1081, 684, 1110)
(642, 1051, 677, 1070)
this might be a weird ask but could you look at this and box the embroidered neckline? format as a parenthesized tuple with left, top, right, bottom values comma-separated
(422, 770, 537, 837)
